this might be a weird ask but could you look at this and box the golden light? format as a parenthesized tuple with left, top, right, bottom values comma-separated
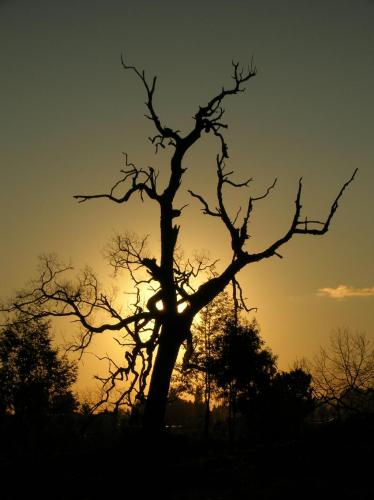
(155, 300, 189, 313)
(177, 302, 188, 313)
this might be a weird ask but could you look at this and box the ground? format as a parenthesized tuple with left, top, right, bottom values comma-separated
(0, 414, 373, 499)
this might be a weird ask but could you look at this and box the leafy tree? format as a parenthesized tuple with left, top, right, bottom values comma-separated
(178, 308, 314, 439)
(2, 58, 357, 433)
(176, 301, 314, 439)
(0, 318, 78, 416)
(260, 368, 314, 438)
(312, 328, 374, 417)
(273, 368, 314, 417)
(211, 318, 277, 440)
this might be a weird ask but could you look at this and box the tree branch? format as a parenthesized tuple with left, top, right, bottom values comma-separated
(121, 55, 181, 150)
(188, 169, 357, 314)
(74, 154, 160, 204)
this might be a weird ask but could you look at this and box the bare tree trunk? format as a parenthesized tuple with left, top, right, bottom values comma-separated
(143, 326, 183, 433)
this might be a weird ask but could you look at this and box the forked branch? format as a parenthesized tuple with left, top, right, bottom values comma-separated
(74, 154, 160, 204)
(249, 168, 358, 262)
(190, 152, 276, 258)
(188, 168, 357, 314)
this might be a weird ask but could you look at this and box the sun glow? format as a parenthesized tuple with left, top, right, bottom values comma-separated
(177, 302, 188, 313)
(155, 300, 189, 313)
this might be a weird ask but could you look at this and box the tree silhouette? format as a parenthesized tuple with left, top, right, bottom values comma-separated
(312, 328, 374, 417)
(174, 307, 314, 440)
(258, 368, 314, 439)
(210, 318, 277, 441)
(172, 291, 234, 437)
(0, 317, 78, 416)
(2, 58, 357, 433)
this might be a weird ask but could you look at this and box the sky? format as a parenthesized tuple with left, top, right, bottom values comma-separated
(1, 0, 373, 392)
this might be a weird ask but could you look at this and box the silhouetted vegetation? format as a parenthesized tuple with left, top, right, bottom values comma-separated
(171, 291, 235, 436)
(1, 58, 357, 433)
(312, 328, 374, 419)
(0, 316, 78, 417)
(172, 300, 315, 442)
(0, 52, 368, 499)
(0, 311, 372, 499)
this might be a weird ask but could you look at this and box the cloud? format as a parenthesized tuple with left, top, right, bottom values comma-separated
(318, 285, 374, 299)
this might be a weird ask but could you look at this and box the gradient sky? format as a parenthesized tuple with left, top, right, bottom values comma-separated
(1, 0, 373, 392)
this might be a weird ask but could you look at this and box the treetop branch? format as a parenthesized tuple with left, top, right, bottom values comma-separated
(195, 60, 257, 124)
(121, 54, 181, 149)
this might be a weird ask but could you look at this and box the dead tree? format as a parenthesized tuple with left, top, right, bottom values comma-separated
(2, 58, 357, 433)
(312, 328, 374, 416)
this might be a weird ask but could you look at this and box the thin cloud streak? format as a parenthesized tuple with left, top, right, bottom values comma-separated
(318, 285, 374, 299)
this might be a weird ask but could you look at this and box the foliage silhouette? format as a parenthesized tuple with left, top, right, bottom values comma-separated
(209, 317, 277, 440)
(249, 367, 315, 440)
(175, 304, 314, 440)
(0, 316, 78, 417)
(2, 58, 357, 433)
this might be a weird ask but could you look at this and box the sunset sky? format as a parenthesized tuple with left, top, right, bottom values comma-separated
(1, 0, 373, 391)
